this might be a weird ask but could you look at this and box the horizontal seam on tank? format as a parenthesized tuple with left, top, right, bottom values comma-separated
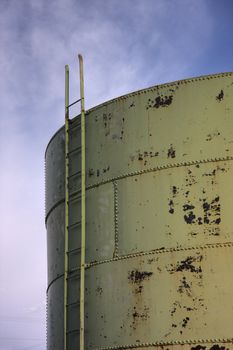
(85, 71, 233, 115)
(86, 242, 233, 268)
(45, 71, 233, 156)
(46, 241, 233, 292)
(45, 155, 233, 223)
(86, 155, 233, 190)
(91, 338, 233, 350)
(46, 274, 64, 294)
(45, 198, 65, 225)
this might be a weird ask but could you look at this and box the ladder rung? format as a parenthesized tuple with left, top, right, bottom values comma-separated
(66, 268, 80, 279)
(66, 328, 80, 335)
(69, 189, 81, 199)
(69, 120, 81, 130)
(68, 146, 81, 156)
(67, 247, 81, 254)
(66, 300, 80, 307)
(68, 98, 81, 108)
(67, 272, 80, 280)
(67, 221, 81, 229)
(68, 171, 81, 179)
(69, 267, 80, 273)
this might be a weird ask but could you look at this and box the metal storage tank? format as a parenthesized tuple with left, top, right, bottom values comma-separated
(45, 72, 233, 350)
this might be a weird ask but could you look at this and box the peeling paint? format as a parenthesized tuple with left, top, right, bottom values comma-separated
(128, 269, 153, 283)
(216, 89, 224, 101)
(167, 145, 176, 158)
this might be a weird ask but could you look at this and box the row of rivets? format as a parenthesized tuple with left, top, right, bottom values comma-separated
(87, 156, 233, 191)
(113, 181, 119, 257)
(86, 72, 233, 114)
(88, 242, 233, 268)
(93, 337, 233, 350)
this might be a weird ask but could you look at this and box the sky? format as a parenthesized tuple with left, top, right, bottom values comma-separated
(0, 0, 233, 349)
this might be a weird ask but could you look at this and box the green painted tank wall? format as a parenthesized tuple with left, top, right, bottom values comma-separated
(45, 72, 233, 350)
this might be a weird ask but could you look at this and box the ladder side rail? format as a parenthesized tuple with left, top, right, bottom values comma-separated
(64, 64, 70, 350)
(79, 54, 86, 350)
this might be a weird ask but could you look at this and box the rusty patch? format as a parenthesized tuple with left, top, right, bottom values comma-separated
(216, 89, 224, 102)
(206, 131, 221, 141)
(172, 185, 178, 196)
(183, 204, 195, 211)
(181, 316, 190, 328)
(168, 199, 174, 214)
(88, 168, 95, 177)
(191, 346, 206, 350)
(202, 166, 225, 176)
(96, 286, 103, 295)
(167, 145, 176, 158)
(168, 255, 202, 274)
(103, 165, 110, 173)
(178, 276, 191, 295)
(132, 307, 149, 321)
(176, 256, 202, 273)
(184, 211, 196, 224)
(146, 94, 173, 109)
(202, 196, 221, 225)
(128, 269, 153, 283)
(182, 195, 221, 228)
(154, 95, 173, 108)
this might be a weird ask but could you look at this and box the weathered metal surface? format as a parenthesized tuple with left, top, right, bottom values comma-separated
(85, 246, 233, 348)
(117, 160, 233, 255)
(45, 72, 233, 350)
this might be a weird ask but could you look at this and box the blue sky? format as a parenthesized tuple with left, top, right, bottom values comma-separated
(0, 1, 233, 349)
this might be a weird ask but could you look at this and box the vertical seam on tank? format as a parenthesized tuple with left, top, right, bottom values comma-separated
(113, 181, 119, 257)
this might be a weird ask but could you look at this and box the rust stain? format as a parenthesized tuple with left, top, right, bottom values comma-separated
(168, 255, 203, 274)
(88, 168, 95, 177)
(146, 94, 173, 109)
(216, 89, 224, 102)
(168, 199, 174, 214)
(206, 131, 220, 141)
(128, 269, 153, 283)
(95, 286, 103, 295)
(181, 316, 190, 328)
(167, 145, 176, 158)
(177, 276, 191, 296)
(129, 102, 135, 108)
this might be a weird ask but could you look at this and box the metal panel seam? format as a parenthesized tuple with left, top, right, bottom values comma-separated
(91, 338, 233, 350)
(86, 242, 233, 268)
(113, 181, 119, 257)
(45, 71, 233, 157)
(86, 156, 233, 190)
(45, 156, 233, 225)
(85, 71, 233, 116)
(46, 240, 233, 294)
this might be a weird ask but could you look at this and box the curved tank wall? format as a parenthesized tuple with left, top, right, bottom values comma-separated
(45, 72, 233, 350)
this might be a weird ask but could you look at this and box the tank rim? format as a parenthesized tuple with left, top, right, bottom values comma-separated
(45, 71, 233, 158)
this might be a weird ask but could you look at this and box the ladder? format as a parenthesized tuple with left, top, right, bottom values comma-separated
(64, 55, 86, 350)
